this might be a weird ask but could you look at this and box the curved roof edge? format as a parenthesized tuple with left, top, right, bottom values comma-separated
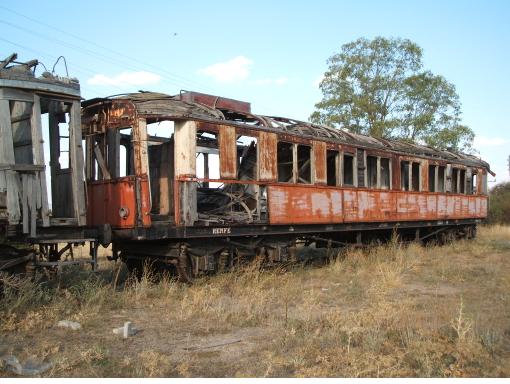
(81, 91, 493, 174)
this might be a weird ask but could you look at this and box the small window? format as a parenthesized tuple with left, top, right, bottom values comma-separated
(452, 168, 459, 193)
(326, 150, 338, 186)
(367, 155, 377, 188)
(343, 153, 354, 186)
(428, 165, 436, 192)
(401, 161, 410, 191)
(277, 142, 293, 183)
(380, 158, 390, 189)
(237, 135, 258, 180)
(459, 169, 466, 194)
(411, 162, 420, 191)
(471, 172, 478, 194)
(438, 166, 445, 192)
(297, 145, 311, 184)
(119, 128, 133, 177)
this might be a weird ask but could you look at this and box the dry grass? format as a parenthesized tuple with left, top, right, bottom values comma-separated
(0, 225, 509, 377)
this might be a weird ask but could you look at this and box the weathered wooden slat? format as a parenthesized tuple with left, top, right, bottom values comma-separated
(30, 94, 49, 226)
(93, 145, 111, 180)
(69, 100, 87, 225)
(0, 87, 34, 103)
(0, 164, 44, 172)
(257, 131, 277, 182)
(219, 125, 237, 179)
(0, 170, 6, 191)
(0, 99, 21, 224)
(30, 174, 37, 237)
(22, 174, 29, 233)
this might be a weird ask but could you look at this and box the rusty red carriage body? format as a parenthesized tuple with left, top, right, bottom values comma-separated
(80, 91, 493, 278)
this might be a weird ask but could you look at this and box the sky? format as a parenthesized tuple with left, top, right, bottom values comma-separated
(1, 0, 509, 183)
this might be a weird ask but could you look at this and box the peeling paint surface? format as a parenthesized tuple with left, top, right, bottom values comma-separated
(268, 185, 487, 225)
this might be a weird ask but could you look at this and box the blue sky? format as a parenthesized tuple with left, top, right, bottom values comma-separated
(1, 0, 509, 183)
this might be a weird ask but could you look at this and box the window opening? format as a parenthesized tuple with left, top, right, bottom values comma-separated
(297, 145, 311, 184)
(380, 158, 390, 189)
(343, 153, 354, 186)
(277, 142, 293, 183)
(367, 155, 377, 188)
(459, 169, 466, 194)
(237, 135, 258, 181)
(452, 168, 459, 193)
(401, 161, 410, 191)
(326, 150, 338, 186)
(428, 165, 436, 192)
(438, 166, 445, 192)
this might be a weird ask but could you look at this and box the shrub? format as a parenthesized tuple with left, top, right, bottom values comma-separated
(487, 182, 510, 224)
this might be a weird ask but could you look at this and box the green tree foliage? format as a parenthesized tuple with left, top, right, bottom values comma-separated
(488, 182, 510, 224)
(311, 37, 474, 151)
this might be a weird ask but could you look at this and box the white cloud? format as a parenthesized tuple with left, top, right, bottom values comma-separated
(252, 76, 288, 86)
(473, 136, 509, 147)
(197, 56, 253, 83)
(88, 71, 161, 87)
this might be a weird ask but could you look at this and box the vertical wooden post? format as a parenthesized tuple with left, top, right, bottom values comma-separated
(203, 153, 209, 188)
(174, 120, 197, 225)
(0, 99, 21, 224)
(30, 95, 50, 227)
(69, 100, 87, 225)
(48, 101, 60, 211)
(292, 144, 298, 183)
(133, 118, 149, 176)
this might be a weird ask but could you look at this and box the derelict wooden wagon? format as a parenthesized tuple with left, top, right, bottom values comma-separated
(81, 91, 493, 281)
(0, 54, 97, 272)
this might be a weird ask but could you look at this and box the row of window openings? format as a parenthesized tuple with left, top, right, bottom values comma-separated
(95, 131, 479, 195)
(277, 143, 391, 189)
(278, 146, 478, 194)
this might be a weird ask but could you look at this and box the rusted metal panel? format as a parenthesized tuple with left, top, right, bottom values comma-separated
(87, 177, 136, 228)
(269, 186, 488, 225)
(479, 196, 487, 217)
(313, 141, 327, 185)
(87, 176, 151, 228)
(258, 131, 277, 182)
(219, 125, 237, 179)
(268, 185, 343, 224)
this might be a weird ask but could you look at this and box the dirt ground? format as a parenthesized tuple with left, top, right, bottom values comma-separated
(0, 225, 509, 377)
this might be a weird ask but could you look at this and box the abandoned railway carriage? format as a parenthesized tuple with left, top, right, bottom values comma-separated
(81, 91, 493, 281)
(0, 54, 98, 273)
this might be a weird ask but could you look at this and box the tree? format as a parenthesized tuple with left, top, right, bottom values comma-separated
(488, 182, 510, 224)
(310, 37, 474, 151)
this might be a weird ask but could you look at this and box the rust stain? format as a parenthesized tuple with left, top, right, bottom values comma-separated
(313, 141, 327, 184)
(268, 185, 343, 224)
(87, 176, 151, 228)
(268, 184, 488, 225)
(219, 125, 237, 179)
(258, 131, 277, 182)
